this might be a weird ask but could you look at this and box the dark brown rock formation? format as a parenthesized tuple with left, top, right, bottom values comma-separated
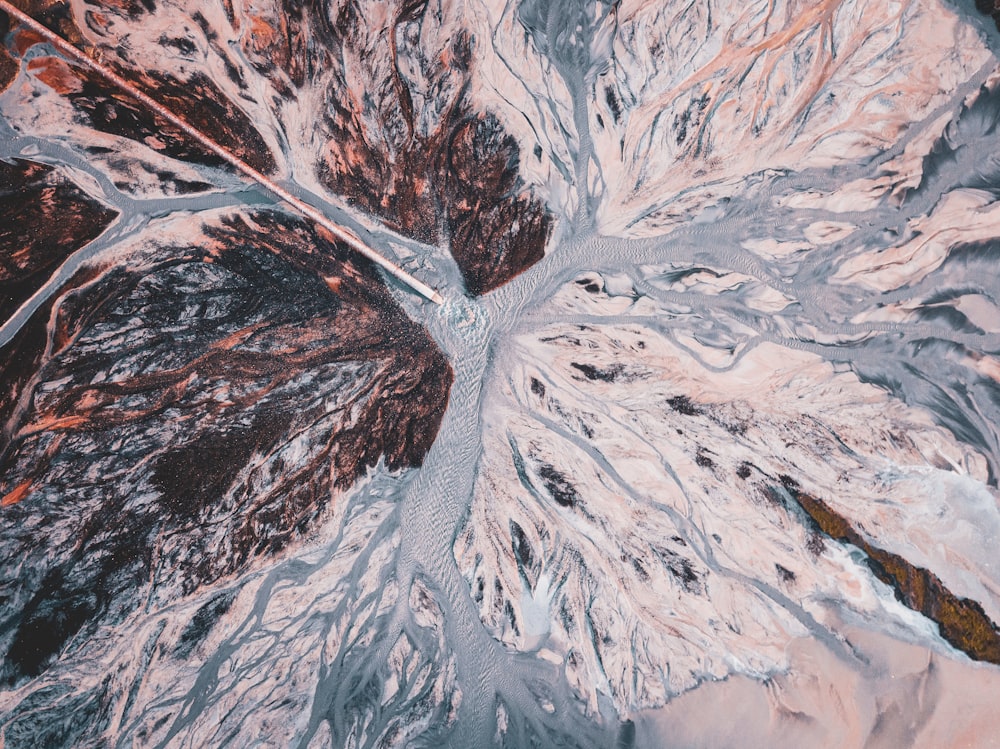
(0, 209, 453, 683)
(0, 10, 18, 93)
(10, 0, 552, 293)
(232, 0, 552, 295)
(782, 477, 1000, 665)
(23, 53, 276, 175)
(0, 158, 118, 322)
(11, 0, 276, 175)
